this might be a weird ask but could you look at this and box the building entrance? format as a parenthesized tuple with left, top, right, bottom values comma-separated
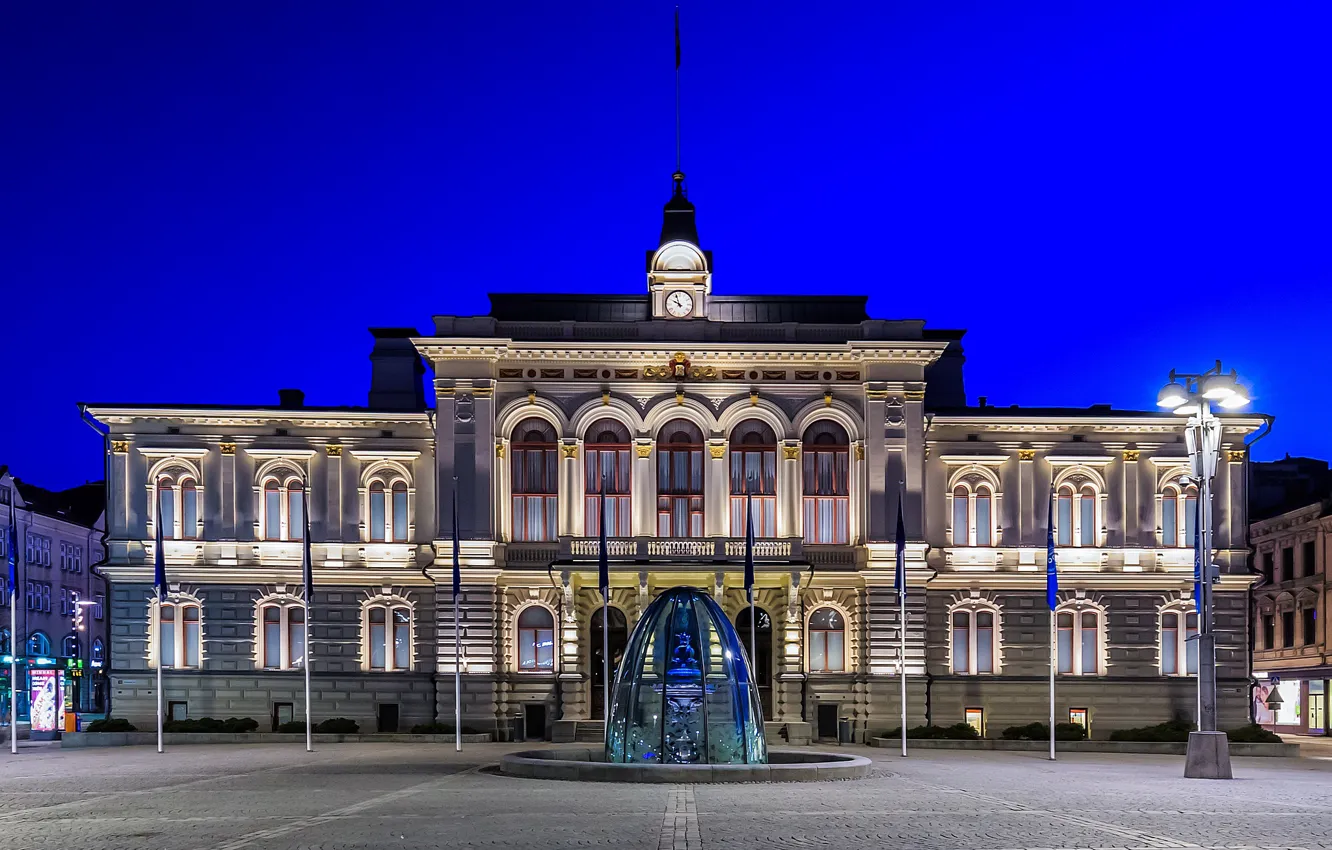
(735, 606, 772, 719)
(590, 606, 627, 720)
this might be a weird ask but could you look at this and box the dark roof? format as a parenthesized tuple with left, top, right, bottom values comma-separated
(79, 401, 427, 416)
(930, 403, 1173, 418)
(8, 477, 105, 527)
(485, 293, 870, 325)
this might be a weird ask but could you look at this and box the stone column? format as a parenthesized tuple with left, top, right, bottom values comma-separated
(632, 439, 654, 537)
(436, 382, 458, 540)
(864, 387, 889, 541)
(219, 442, 236, 539)
(472, 384, 495, 539)
(325, 444, 343, 542)
(779, 440, 801, 539)
(902, 387, 926, 539)
(1122, 449, 1140, 548)
(706, 438, 728, 537)
(1018, 449, 1036, 547)
(558, 439, 582, 537)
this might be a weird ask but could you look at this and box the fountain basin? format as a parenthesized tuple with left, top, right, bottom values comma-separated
(499, 747, 871, 783)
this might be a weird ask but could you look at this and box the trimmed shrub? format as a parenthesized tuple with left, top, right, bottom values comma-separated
(1225, 724, 1282, 744)
(408, 722, 488, 735)
(881, 723, 980, 740)
(313, 718, 359, 734)
(84, 718, 136, 733)
(161, 717, 260, 733)
(1001, 722, 1087, 741)
(277, 720, 306, 733)
(1108, 719, 1194, 742)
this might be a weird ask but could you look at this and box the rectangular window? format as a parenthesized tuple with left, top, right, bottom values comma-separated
(393, 610, 410, 669)
(952, 614, 969, 674)
(73, 546, 82, 573)
(266, 489, 282, 540)
(1304, 607, 1317, 646)
(288, 490, 303, 540)
(182, 487, 198, 539)
(1080, 613, 1097, 674)
(1263, 552, 1274, 581)
(1185, 613, 1199, 674)
(1161, 613, 1179, 675)
(1304, 540, 1317, 578)
(160, 606, 176, 668)
(184, 608, 201, 668)
(964, 707, 985, 737)
(1057, 496, 1072, 546)
(974, 495, 991, 547)
(161, 487, 177, 540)
(1184, 496, 1197, 544)
(94, 594, 105, 621)
(392, 488, 408, 542)
(370, 617, 387, 670)
(1262, 614, 1275, 650)
(289, 607, 305, 668)
(41, 583, 50, 612)
(1283, 611, 1296, 648)
(1068, 707, 1088, 734)
(25, 581, 35, 610)
(1162, 498, 1177, 547)
(263, 608, 281, 668)
(952, 495, 968, 547)
(1079, 497, 1095, 546)
(1057, 612, 1073, 674)
(975, 612, 994, 674)
(1282, 547, 1295, 582)
(802, 447, 849, 545)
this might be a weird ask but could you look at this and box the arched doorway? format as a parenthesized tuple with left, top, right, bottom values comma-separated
(735, 607, 773, 720)
(589, 606, 628, 720)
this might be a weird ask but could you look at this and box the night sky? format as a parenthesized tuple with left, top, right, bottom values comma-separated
(5, 2, 1328, 490)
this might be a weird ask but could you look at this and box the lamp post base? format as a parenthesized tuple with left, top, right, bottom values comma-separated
(1184, 731, 1233, 779)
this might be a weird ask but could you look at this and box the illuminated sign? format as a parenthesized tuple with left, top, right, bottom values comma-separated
(30, 669, 60, 733)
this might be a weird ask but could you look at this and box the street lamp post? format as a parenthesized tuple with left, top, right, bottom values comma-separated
(1156, 360, 1249, 780)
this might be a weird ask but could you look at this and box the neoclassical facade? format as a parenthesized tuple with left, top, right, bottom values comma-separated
(87, 175, 1264, 739)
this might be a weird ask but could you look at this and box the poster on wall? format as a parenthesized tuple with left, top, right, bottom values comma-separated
(29, 669, 59, 733)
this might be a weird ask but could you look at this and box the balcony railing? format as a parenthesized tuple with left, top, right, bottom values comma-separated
(558, 536, 804, 563)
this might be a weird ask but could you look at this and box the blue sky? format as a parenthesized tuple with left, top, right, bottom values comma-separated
(4, 2, 1327, 488)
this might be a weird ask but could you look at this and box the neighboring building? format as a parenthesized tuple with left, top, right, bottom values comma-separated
(85, 172, 1265, 740)
(1252, 498, 1331, 735)
(0, 468, 109, 721)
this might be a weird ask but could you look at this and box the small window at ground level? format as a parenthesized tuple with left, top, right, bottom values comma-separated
(964, 707, 985, 737)
(1069, 707, 1089, 736)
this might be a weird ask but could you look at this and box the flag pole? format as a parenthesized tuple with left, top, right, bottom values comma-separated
(895, 484, 907, 758)
(452, 481, 462, 753)
(1046, 486, 1058, 762)
(154, 491, 165, 755)
(745, 481, 755, 702)
(156, 589, 163, 754)
(600, 476, 610, 728)
(302, 492, 312, 754)
(8, 502, 18, 755)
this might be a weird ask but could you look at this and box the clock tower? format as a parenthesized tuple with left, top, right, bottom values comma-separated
(648, 171, 711, 319)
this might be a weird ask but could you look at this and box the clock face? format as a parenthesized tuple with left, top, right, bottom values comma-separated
(665, 290, 694, 317)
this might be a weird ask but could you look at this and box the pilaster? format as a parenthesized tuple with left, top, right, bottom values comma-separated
(778, 439, 801, 539)
(632, 440, 654, 536)
(705, 439, 727, 537)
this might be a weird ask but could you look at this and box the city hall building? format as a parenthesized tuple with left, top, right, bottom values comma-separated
(87, 174, 1263, 741)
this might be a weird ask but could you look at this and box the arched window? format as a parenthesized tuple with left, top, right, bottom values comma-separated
(91, 638, 105, 665)
(157, 475, 199, 540)
(261, 472, 303, 541)
(951, 607, 997, 674)
(511, 419, 558, 542)
(808, 607, 845, 672)
(802, 422, 849, 544)
(366, 602, 412, 671)
(657, 420, 705, 537)
(729, 421, 777, 537)
(62, 633, 78, 658)
(155, 601, 202, 669)
(27, 631, 51, 657)
(1056, 484, 1098, 547)
(258, 601, 306, 669)
(1056, 606, 1101, 675)
(584, 419, 632, 537)
(1161, 484, 1198, 548)
(516, 606, 555, 671)
(950, 483, 994, 547)
(366, 470, 410, 543)
(1161, 608, 1199, 675)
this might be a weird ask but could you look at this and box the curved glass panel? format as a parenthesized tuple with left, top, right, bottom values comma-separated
(606, 586, 767, 764)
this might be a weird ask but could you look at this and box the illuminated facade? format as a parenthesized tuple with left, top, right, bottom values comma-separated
(87, 174, 1264, 739)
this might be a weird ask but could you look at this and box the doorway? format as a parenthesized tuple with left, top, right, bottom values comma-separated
(272, 702, 294, 731)
(735, 606, 773, 719)
(524, 703, 547, 740)
(589, 606, 628, 720)
(377, 703, 400, 733)
(817, 704, 839, 741)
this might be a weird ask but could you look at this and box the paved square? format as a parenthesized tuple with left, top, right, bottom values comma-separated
(2, 743, 1331, 849)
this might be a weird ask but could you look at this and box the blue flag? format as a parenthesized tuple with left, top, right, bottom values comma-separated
(302, 491, 312, 603)
(6, 501, 17, 600)
(894, 495, 906, 600)
(597, 476, 609, 597)
(1192, 494, 1202, 611)
(451, 489, 461, 601)
(154, 492, 167, 599)
(1046, 489, 1058, 610)
(744, 488, 755, 604)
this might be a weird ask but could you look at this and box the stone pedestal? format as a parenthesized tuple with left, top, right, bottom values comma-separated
(1183, 731, 1233, 779)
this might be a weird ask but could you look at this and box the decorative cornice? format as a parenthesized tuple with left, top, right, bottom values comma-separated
(939, 454, 1009, 466)
(903, 390, 926, 401)
(244, 448, 317, 459)
(138, 447, 211, 459)
(347, 449, 421, 462)
(1044, 455, 1115, 466)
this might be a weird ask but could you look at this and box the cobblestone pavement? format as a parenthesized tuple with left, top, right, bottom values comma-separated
(2, 742, 1332, 850)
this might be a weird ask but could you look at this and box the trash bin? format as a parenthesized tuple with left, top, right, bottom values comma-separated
(837, 717, 854, 744)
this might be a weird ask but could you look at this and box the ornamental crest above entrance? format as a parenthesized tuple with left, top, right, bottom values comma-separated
(643, 352, 717, 381)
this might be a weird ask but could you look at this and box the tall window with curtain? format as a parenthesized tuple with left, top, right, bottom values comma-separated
(262, 473, 303, 541)
(952, 607, 997, 674)
(1056, 482, 1098, 547)
(1079, 486, 1096, 546)
(259, 602, 305, 670)
(807, 607, 845, 672)
(583, 419, 632, 537)
(1055, 606, 1100, 675)
(802, 422, 849, 544)
(366, 602, 412, 672)
(950, 483, 994, 547)
(367, 475, 410, 542)
(657, 420, 704, 537)
(510, 418, 558, 542)
(729, 420, 777, 537)
(1161, 484, 1198, 548)
(156, 601, 202, 669)
(159, 476, 178, 540)
(516, 606, 555, 670)
(1161, 609, 1199, 675)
